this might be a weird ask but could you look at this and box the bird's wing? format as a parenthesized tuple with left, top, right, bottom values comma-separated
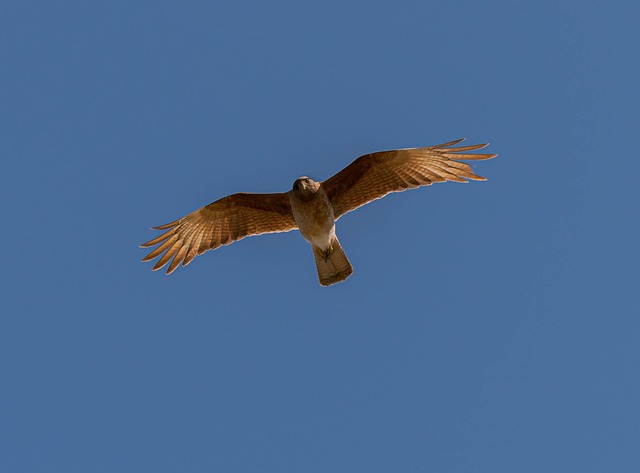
(140, 192, 297, 274)
(321, 138, 496, 219)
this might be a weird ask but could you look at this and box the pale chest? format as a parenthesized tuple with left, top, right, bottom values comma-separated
(289, 192, 336, 246)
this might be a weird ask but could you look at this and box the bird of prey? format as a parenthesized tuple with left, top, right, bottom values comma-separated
(141, 138, 496, 286)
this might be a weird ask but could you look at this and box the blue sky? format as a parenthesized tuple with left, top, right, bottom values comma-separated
(2, 1, 639, 471)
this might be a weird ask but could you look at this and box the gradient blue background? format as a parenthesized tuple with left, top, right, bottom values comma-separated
(2, 1, 638, 471)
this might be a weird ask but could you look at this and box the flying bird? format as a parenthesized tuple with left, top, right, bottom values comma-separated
(141, 138, 496, 286)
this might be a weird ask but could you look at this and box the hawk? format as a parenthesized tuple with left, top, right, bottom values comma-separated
(141, 138, 496, 286)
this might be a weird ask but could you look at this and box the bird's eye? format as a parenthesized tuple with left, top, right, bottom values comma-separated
(305, 178, 310, 182)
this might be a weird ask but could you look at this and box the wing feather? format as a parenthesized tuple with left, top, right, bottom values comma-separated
(183, 244, 199, 266)
(167, 244, 190, 274)
(141, 192, 297, 274)
(140, 228, 174, 248)
(141, 234, 179, 262)
(321, 138, 496, 219)
(153, 239, 184, 272)
(432, 138, 466, 148)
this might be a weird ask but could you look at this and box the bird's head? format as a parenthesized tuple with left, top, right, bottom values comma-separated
(292, 176, 319, 193)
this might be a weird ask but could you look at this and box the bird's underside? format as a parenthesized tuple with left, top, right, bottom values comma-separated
(141, 138, 496, 286)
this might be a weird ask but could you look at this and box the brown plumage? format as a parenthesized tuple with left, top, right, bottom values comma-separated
(141, 138, 496, 285)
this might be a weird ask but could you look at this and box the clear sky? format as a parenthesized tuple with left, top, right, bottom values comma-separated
(2, 1, 639, 472)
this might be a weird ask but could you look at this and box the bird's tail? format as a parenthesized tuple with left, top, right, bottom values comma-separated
(312, 236, 353, 287)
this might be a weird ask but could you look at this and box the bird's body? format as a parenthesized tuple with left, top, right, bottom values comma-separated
(289, 176, 352, 285)
(141, 138, 496, 286)
(289, 177, 335, 249)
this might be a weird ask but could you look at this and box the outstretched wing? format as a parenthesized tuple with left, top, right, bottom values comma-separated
(321, 138, 496, 219)
(141, 192, 297, 274)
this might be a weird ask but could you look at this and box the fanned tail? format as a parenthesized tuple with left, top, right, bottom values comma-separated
(312, 237, 353, 287)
